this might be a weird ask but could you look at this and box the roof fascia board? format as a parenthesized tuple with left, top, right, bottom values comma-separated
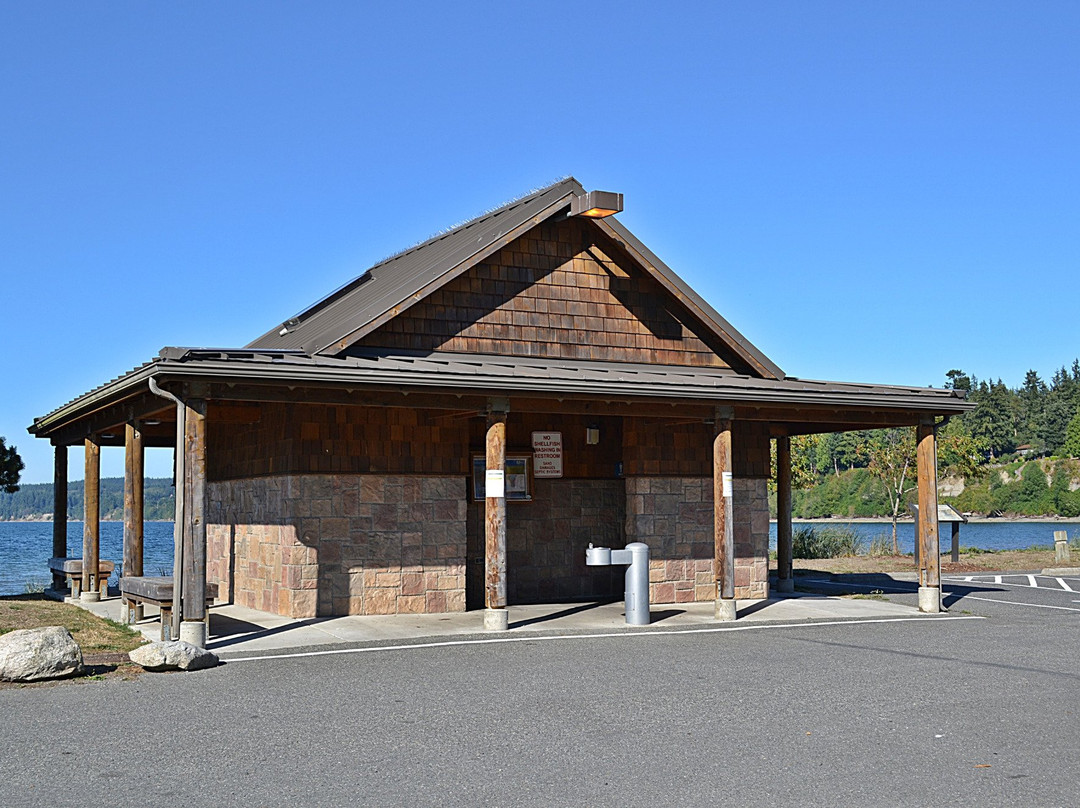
(120, 357, 973, 415)
(29, 363, 164, 440)
(592, 216, 785, 381)
(320, 189, 579, 355)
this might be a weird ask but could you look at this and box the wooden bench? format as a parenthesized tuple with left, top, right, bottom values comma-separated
(120, 577, 216, 641)
(48, 558, 114, 600)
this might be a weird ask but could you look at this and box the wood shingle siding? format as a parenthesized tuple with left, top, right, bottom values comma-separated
(353, 219, 737, 368)
(208, 404, 472, 480)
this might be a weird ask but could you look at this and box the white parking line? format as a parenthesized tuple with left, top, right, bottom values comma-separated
(1027, 574, 1038, 587)
(961, 596, 1080, 613)
(1057, 578, 1075, 593)
(221, 615, 983, 662)
(942, 576, 1077, 593)
(803, 577, 1080, 613)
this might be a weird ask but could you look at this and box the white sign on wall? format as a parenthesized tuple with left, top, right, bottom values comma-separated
(531, 431, 563, 478)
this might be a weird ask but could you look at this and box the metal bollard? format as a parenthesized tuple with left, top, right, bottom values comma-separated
(586, 542, 650, 625)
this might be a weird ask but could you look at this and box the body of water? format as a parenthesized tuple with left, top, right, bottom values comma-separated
(0, 522, 175, 596)
(1, 520, 1078, 596)
(769, 520, 1080, 554)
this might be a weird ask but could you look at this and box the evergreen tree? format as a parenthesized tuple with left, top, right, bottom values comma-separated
(0, 437, 23, 494)
(967, 379, 1015, 459)
(1063, 407, 1080, 459)
(945, 369, 972, 392)
(1017, 370, 1047, 449)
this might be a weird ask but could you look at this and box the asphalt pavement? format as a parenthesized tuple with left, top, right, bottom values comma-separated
(2, 570, 1077, 807)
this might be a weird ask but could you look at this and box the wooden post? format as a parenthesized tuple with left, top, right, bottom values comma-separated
(51, 445, 67, 591)
(714, 408, 736, 620)
(82, 437, 101, 602)
(951, 521, 960, 564)
(775, 435, 794, 594)
(181, 397, 208, 643)
(916, 419, 941, 613)
(484, 401, 508, 631)
(123, 421, 145, 622)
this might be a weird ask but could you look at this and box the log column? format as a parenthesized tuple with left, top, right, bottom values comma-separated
(916, 419, 941, 613)
(714, 407, 736, 621)
(775, 435, 794, 594)
(51, 445, 68, 591)
(122, 421, 145, 623)
(180, 397, 209, 647)
(81, 437, 101, 602)
(484, 400, 509, 631)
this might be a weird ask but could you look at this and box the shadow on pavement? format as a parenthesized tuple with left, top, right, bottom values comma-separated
(791, 570, 1006, 609)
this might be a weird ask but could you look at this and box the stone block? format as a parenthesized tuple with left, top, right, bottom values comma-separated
(425, 590, 447, 612)
(372, 504, 398, 531)
(365, 588, 398, 615)
(402, 572, 425, 596)
(653, 582, 675, 603)
(675, 586, 695, 604)
(282, 565, 302, 589)
(398, 595, 426, 614)
(360, 477, 386, 503)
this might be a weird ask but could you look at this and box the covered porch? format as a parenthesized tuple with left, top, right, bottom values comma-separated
(30, 349, 970, 647)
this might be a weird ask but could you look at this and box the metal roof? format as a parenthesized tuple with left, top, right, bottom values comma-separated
(29, 178, 974, 441)
(244, 177, 785, 379)
(247, 178, 586, 355)
(29, 347, 972, 439)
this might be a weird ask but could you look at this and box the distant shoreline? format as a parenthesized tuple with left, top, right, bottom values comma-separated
(0, 519, 172, 524)
(776, 516, 1080, 524)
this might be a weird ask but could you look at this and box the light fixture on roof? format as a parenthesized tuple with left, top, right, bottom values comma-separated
(571, 190, 623, 219)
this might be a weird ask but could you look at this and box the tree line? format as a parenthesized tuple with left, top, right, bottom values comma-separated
(0, 478, 177, 522)
(786, 359, 1080, 544)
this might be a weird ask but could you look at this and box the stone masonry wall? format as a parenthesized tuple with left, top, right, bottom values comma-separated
(207, 474, 467, 618)
(624, 476, 769, 602)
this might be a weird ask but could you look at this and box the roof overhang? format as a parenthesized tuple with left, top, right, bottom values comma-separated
(29, 348, 973, 445)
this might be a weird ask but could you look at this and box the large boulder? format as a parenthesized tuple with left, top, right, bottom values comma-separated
(0, 626, 84, 682)
(129, 641, 219, 672)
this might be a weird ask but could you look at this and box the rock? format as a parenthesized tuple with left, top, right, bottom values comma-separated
(0, 626, 84, 682)
(129, 641, 219, 672)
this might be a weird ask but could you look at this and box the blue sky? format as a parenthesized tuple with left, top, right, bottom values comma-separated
(3, 2, 1078, 484)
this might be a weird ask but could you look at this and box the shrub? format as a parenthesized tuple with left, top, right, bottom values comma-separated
(792, 526, 865, 559)
(868, 533, 894, 556)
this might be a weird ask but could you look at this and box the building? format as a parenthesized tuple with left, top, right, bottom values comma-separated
(29, 178, 972, 645)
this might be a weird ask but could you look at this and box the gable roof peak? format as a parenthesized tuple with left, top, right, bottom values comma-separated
(248, 177, 585, 355)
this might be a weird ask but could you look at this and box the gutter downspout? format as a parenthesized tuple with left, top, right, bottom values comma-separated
(149, 377, 185, 641)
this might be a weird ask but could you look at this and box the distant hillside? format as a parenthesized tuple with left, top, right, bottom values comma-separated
(781, 458, 1080, 519)
(0, 478, 176, 521)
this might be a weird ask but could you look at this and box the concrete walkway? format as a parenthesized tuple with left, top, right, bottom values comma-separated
(71, 588, 932, 658)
